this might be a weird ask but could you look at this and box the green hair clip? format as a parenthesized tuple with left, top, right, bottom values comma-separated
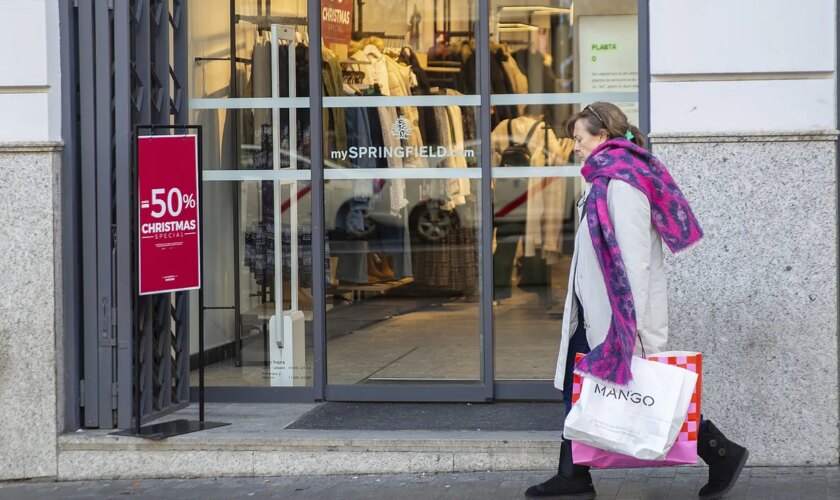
(625, 130, 635, 140)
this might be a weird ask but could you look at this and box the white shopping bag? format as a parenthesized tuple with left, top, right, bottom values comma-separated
(563, 355, 699, 461)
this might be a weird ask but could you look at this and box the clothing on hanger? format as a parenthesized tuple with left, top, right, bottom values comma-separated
(491, 115, 572, 279)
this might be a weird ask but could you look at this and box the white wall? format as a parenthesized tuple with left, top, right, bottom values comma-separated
(0, 0, 62, 142)
(649, 0, 837, 133)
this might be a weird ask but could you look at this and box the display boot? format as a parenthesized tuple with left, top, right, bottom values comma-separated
(378, 255, 396, 279)
(367, 254, 391, 281)
(525, 439, 595, 499)
(697, 420, 749, 499)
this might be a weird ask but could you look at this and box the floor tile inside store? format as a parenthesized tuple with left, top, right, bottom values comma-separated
(192, 258, 569, 387)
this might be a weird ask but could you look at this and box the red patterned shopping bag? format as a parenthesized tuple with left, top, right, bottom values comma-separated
(570, 351, 702, 468)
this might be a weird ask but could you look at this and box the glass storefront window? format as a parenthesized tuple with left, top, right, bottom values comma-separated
(190, 0, 315, 388)
(187, 0, 640, 397)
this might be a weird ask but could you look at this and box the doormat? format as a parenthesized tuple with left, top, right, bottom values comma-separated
(285, 402, 564, 431)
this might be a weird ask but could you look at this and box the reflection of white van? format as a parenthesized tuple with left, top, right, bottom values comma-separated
(321, 149, 534, 244)
(274, 150, 548, 243)
(324, 178, 531, 244)
(325, 181, 465, 244)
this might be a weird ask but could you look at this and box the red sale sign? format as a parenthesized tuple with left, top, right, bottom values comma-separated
(137, 135, 201, 295)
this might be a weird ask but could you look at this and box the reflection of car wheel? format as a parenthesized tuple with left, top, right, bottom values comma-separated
(415, 204, 455, 242)
(344, 207, 377, 239)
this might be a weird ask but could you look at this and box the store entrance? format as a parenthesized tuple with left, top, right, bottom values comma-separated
(324, 172, 485, 398)
(189, 0, 639, 402)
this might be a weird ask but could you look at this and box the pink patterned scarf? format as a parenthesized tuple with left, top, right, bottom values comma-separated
(574, 138, 703, 386)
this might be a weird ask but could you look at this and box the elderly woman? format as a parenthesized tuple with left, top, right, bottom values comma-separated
(526, 102, 748, 500)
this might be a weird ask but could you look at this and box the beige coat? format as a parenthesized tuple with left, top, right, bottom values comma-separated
(554, 180, 669, 389)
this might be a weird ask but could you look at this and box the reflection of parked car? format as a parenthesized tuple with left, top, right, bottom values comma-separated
(325, 179, 539, 247)
(322, 140, 534, 244)
(264, 147, 567, 245)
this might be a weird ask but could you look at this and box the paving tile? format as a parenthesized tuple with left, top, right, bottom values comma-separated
(1, 468, 838, 499)
(646, 468, 677, 479)
(644, 476, 677, 497)
(592, 477, 624, 498)
(747, 474, 782, 500)
(615, 479, 650, 500)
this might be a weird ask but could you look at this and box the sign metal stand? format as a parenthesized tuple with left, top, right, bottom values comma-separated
(113, 124, 229, 439)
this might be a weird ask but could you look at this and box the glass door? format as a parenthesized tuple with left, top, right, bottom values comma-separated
(190, 0, 317, 398)
(488, 0, 640, 397)
(320, 0, 490, 401)
(187, 0, 642, 402)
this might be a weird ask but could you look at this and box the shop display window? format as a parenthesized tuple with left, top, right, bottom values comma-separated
(188, 0, 639, 394)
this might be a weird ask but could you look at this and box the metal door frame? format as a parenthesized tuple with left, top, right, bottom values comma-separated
(197, 0, 650, 403)
(319, 0, 494, 403)
(320, 0, 651, 402)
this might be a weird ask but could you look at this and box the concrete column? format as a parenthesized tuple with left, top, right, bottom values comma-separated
(652, 132, 838, 466)
(649, 0, 839, 465)
(0, 0, 63, 480)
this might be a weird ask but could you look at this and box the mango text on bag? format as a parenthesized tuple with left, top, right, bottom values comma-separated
(594, 383, 656, 407)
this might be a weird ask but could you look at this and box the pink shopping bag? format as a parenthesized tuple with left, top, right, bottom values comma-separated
(570, 352, 702, 469)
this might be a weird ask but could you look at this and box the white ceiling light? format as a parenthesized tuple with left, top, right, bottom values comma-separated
(498, 6, 571, 15)
(497, 22, 540, 32)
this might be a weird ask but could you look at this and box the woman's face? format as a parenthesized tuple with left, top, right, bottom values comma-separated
(573, 119, 607, 162)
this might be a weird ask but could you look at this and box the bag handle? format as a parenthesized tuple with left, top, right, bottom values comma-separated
(522, 119, 542, 146)
(636, 330, 647, 360)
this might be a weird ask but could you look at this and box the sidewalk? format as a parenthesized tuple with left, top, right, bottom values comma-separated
(56, 403, 566, 480)
(1, 467, 837, 499)
(53, 402, 826, 484)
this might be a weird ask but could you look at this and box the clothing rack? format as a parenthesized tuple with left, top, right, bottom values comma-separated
(353, 32, 405, 51)
(236, 14, 308, 31)
(253, 0, 272, 18)
(499, 40, 530, 47)
(434, 0, 452, 34)
(194, 56, 252, 65)
(425, 60, 462, 76)
(355, 0, 364, 33)
(353, 31, 404, 41)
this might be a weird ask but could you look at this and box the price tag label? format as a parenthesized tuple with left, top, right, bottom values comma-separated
(137, 134, 201, 295)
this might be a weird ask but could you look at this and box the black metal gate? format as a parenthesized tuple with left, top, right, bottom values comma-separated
(61, 0, 190, 429)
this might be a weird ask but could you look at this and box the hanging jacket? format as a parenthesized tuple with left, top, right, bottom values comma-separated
(499, 46, 528, 95)
(322, 47, 348, 163)
(351, 44, 391, 95)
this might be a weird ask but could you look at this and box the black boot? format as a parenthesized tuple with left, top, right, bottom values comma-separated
(697, 420, 749, 499)
(525, 440, 595, 499)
